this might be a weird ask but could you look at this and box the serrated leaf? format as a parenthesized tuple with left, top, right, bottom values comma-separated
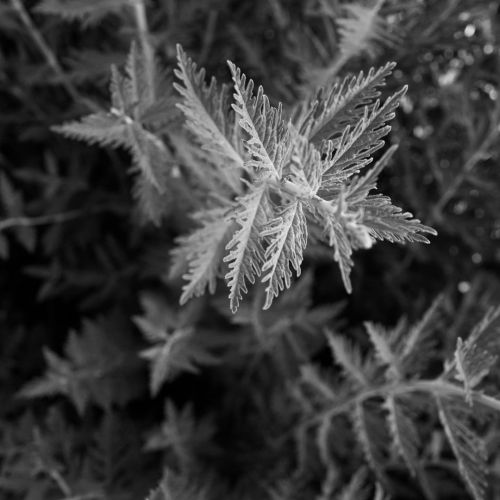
(175, 45, 244, 187)
(346, 145, 398, 201)
(453, 307, 500, 405)
(55, 43, 171, 199)
(228, 61, 290, 179)
(132, 171, 170, 225)
(260, 201, 307, 309)
(326, 330, 370, 387)
(322, 87, 407, 186)
(224, 184, 268, 312)
(138, 325, 221, 395)
(282, 135, 324, 197)
(172, 207, 232, 305)
(123, 41, 155, 117)
(145, 401, 216, 463)
(110, 64, 169, 190)
(352, 401, 388, 480)
(315, 202, 356, 293)
(436, 395, 488, 500)
(360, 194, 436, 244)
(135, 294, 225, 395)
(53, 112, 129, 149)
(296, 62, 396, 145)
(19, 315, 142, 414)
(365, 322, 401, 380)
(384, 394, 420, 476)
(400, 295, 443, 376)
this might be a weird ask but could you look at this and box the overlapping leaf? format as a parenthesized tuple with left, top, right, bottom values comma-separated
(224, 184, 269, 312)
(175, 46, 244, 184)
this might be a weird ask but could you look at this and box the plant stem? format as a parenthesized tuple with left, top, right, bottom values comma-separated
(0, 206, 128, 232)
(305, 378, 500, 428)
(10, 0, 100, 113)
(430, 122, 500, 223)
(130, 0, 155, 103)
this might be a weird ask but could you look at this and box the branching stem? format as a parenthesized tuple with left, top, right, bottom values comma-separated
(305, 378, 500, 428)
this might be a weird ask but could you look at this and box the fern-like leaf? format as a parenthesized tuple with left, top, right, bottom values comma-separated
(365, 322, 402, 380)
(436, 395, 488, 500)
(260, 201, 307, 309)
(384, 395, 420, 477)
(453, 307, 500, 405)
(174, 46, 244, 182)
(53, 112, 129, 149)
(56, 43, 171, 197)
(315, 194, 375, 293)
(323, 209, 355, 293)
(297, 62, 396, 145)
(346, 145, 398, 201)
(132, 171, 171, 226)
(326, 330, 371, 387)
(352, 401, 388, 481)
(168, 49, 434, 308)
(223, 184, 268, 312)
(123, 41, 155, 116)
(228, 61, 290, 179)
(172, 207, 232, 305)
(322, 87, 407, 186)
(19, 315, 142, 414)
(145, 400, 216, 459)
(135, 297, 223, 395)
(359, 194, 436, 244)
(109, 64, 168, 190)
(399, 295, 443, 376)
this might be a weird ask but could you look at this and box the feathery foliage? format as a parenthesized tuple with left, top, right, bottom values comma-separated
(297, 301, 500, 500)
(35, 0, 130, 27)
(18, 314, 143, 415)
(4, 1, 500, 500)
(53, 37, 435, 309)
(170, 46, 435, 309)
(134, 293, 226, 395)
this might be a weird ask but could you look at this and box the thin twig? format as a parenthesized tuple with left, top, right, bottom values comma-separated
(9, 0, 100, 113)
(430, 122, 500, 223)
(199, 10, 218, 64)
(130, 0, 155, 102)
(0, 206, 127, 232)
(421, 0, 460, 39)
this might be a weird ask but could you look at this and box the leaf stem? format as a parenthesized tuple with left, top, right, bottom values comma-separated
(304, 378, 500, 428)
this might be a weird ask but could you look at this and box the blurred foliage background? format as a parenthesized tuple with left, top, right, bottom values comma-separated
(2, 1, 500, 499)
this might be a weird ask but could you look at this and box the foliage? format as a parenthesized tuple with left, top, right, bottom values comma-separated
(2, 1, 500, 499)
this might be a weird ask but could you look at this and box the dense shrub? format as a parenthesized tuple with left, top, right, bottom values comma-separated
(2, 1, 500, 499)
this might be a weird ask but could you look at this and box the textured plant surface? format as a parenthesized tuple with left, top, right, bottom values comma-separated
(2, 1, 500, 499)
